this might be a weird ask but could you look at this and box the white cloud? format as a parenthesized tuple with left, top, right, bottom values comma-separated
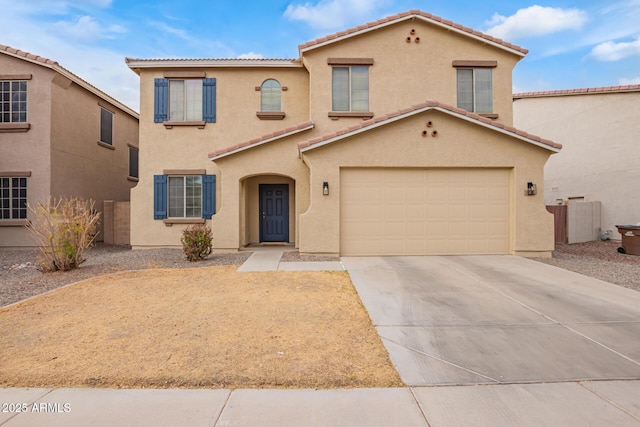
(54, 15, 125, 41)
(589, 36, 640, 61)
(485, 5, 588, 40)
(619, 76, 640, 84)
(284, 0, 390, 30)
(237, 52, 265, 59)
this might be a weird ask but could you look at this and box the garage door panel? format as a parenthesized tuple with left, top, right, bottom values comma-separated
(340, 168, 510, 255)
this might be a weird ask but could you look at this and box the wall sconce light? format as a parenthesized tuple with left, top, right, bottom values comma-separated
(323, 182, 329, 196)
(527, 182, 537, 196)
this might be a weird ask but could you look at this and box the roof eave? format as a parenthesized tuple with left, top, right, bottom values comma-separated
(125, 58, 303, 70)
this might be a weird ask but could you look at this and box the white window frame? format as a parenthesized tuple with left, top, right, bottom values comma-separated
(332, 66, 369, 112)
(169, 79, 203, 121)
(261, 79, 282, 112)
(456, 68, 493, 114)
(0, 176, 28, 220)
(168, 175, 202, 218)
(0, 80, 28, 123)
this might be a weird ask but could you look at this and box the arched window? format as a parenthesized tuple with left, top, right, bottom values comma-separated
(261, 79, 281, 112)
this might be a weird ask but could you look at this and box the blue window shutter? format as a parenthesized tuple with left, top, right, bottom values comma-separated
(154, 78, 168, 123)
(202, 78, 216, 123)
(153, 175, 167, 219)
(202, 174, 216, 219)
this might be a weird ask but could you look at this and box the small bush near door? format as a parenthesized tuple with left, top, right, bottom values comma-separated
(181, 224, 213, 262)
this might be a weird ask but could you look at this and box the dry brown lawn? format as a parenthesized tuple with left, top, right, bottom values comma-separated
(0, 266, 402, 389)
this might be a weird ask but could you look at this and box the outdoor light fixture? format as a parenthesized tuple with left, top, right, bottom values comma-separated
(323, 181, 329, 196)
(527, 182, 537, 196)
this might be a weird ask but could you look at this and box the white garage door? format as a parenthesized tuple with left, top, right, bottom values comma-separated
(340, 168, 510, 255)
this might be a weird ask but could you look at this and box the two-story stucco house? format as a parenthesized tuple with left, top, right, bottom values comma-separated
(126, 10, 560, 257)
(0, 44, 139, 247)
(514, 85, 640, 241)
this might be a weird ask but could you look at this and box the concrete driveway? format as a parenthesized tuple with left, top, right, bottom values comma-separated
(342, 255, 640, 425)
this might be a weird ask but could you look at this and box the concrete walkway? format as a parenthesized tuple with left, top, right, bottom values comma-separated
(1, 382, 639, 426)
(236, 245, 344, 272)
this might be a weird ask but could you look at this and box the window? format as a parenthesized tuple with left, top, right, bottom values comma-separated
(0, 177, 27, 220)
(261, 79, 281, 112)
(128, 146, 138, 179)
(153, 174, 216, 221)
(170, 79, 202, 121)
(168, 176, 202, 218)
(154, 78, 216, 124)
(100, 107, 113, 145)
(456, 68, 493, 113)
(332, 66, 369, 112)
(0, 80, 27, 123)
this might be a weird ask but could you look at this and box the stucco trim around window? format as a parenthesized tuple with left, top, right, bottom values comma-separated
(0, 171, 31, 177)
(0, 123, 30, 132)
(328, 111, 374, 120)
(452, 60, 498, 68)
(0, 74, 32, 80)
(256, 112, 285, 120)
(162, 121, 206, 129)
(327, 58, 374, 65)
(163, 169, 206, 175)
(164, 71, 207, 78)
(97, 140, 115, 150)
(162, 218, 206, 226)
(0, 219, 28, 227)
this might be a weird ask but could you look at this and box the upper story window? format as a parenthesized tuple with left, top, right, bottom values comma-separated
(332, 66, 369, 112)
(1, 80, 27, 123)
(170, 79, 202, 121)
(154, 77, 216, 126)
(261, 79, 281, 112)
(453, 61, 497, 115)
(128, 145, 139, 179)
(100, 107, 113, 145)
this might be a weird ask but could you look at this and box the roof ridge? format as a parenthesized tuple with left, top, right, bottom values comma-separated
(297, 100, 561, 151)
(298, 9, 528, 55)
(514, 84, 640, 98)
(1, 43, 138, 117)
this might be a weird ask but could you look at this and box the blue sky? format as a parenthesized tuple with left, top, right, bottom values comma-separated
(1, 0, 639, 111)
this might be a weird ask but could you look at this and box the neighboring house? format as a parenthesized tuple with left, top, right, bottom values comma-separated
(126, 9, 560, 257)
(0, 44, 139, 247)
(513, 85, 640, 241)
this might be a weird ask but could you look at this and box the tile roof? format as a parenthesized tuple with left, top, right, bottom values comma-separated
(299, 10, 528, 56)
(126, 57, 301, 71)
(297, 100, 561, 152)
(208, 120, 315, 160)
(513, 84, 640, 99)
(0, 44, 139, 117)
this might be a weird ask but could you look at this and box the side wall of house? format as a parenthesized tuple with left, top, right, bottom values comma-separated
(0, 56, 53, 247)
(513, 91, 640, 240)
(48, 76, 139, 242)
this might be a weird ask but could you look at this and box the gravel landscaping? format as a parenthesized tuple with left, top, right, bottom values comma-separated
(1, 240, 639, 308)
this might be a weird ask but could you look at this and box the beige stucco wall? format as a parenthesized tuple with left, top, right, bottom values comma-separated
(302, 19, 520, 132)
(513, 91, 640, 240)
(299, 110, 554, 256)
(0, 54, 139, 247)
(0, 56, 53, 247)
(50, 76, 139, 241)
(129, 67, 309, 248)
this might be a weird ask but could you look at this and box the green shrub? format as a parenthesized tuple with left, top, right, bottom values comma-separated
(27, 197, 101, 272)
(181, 224, 213, 262)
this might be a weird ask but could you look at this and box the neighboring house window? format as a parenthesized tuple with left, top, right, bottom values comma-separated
(261, 79, 281, 112)
(100, 107, 113, 145)
(0, 80, 27, 123)
(456, 68, 493, 113)
(154, 78, 216, 123)
(128, 146, 138, 179)
(0, 177, 27, 220)
(332, 66, 369, 112)
(153, 174, 216, 220)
